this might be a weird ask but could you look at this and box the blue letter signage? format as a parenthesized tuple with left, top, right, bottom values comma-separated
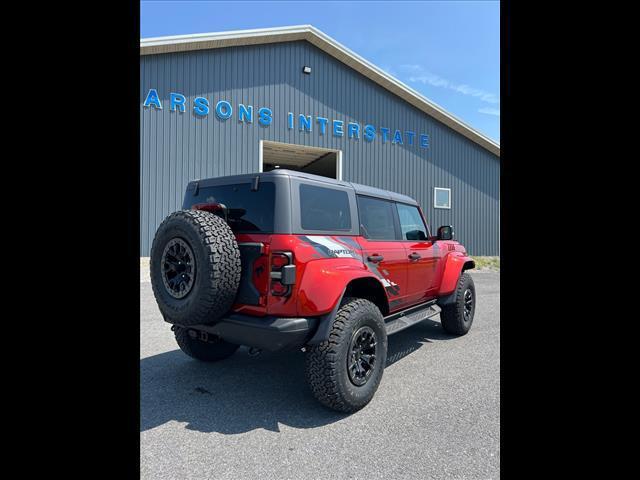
(143, 89, 431, 152)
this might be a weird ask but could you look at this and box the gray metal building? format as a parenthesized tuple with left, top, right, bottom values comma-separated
(140, 25, 500, 256)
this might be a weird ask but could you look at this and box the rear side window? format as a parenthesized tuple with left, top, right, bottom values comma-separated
(183, 182, 275, 233)
(396, 203, 429, 240)
(357, 196, 397, 240)
(299, 184, 351, 231)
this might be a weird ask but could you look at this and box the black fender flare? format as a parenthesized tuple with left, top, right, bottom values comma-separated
(436, 267, 474, 307)
(436, 290, 457, 307)
(306, 288, 346, 345)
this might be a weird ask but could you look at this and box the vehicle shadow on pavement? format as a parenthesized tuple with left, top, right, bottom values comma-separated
(140, 317, 457, 435)
(385, 318, 457, 367)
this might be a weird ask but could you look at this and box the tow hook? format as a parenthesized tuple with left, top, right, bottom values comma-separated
(248, 347, 262, 357)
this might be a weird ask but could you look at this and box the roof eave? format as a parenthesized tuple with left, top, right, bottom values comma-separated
(140, 25, 500, 157)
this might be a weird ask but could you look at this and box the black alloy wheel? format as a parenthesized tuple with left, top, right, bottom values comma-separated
(161, 238, 196, 299)
(347, 326, 377, 386)
(463, 288, 474, 322)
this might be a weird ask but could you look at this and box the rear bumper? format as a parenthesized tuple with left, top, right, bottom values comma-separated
(174, 314, 319, 352)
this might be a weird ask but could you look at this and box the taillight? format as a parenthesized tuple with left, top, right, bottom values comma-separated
(271, 253, 290, 270)
(270, 252, 295, 296)
(191, 202, 228, 222)
(270, 281, 289, 296)
(191, 202, 224, 213)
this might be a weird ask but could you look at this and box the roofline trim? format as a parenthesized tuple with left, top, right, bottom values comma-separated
(140, 25, 500, 157)
(188, 168, 420, 204)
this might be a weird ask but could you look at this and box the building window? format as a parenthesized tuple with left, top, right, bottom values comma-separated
(434, 187, 451, 209)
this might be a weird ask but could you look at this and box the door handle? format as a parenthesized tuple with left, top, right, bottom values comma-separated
(367, 254, 384, 263)
(408, 252, 421, 260)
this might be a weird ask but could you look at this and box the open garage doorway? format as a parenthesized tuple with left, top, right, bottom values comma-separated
(259, 140, 342, 180)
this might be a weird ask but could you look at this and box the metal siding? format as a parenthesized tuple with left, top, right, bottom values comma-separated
(140, 41, 499, 256)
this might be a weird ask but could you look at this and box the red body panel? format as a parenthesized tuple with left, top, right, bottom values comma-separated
(231, 233, 473, 319)
(297, 259, 378, 315)
(288, 234, 385, 317)
(436, 247, 474, 296)
(230, 234, 385, 317)
(402, 239, 443, 304)
(356, 236, 410, 312)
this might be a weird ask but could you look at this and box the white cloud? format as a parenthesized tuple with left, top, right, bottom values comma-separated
(478, 107, 500, 116)
(400, 64, 499, 105)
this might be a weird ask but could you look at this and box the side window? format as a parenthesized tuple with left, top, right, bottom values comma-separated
(357, 196, 397, 240)
(299, 184, 351, 231)
(396, 203, 429, 241)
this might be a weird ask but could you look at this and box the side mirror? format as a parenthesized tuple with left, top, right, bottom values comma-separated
(437, 225, 454, 240)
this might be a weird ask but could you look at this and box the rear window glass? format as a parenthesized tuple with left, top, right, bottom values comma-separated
(183, 182, 275, 233)
(299, 184, 351, 231)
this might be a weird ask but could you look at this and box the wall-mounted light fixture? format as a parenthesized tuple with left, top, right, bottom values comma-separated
(302, 66, 312, 74)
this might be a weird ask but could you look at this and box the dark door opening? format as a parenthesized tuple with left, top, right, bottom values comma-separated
(261, 141, 341, 179)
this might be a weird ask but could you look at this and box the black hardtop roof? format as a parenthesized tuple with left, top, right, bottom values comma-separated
(190, 169, 419, 206)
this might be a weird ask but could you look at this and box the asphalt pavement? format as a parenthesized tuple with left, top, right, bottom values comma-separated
(140, 271, 500, 479)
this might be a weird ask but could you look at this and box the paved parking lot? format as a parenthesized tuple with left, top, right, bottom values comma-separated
(141, 271, 500, 479)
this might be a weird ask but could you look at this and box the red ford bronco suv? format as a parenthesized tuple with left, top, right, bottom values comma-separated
(150, 169, 476, 412)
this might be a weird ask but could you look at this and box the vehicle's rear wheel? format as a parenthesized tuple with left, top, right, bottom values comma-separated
(174, 326, 240, 362)
(150, 209, 241, 326)
(440, 272, 476, 335)
(305, 298, 387, 413)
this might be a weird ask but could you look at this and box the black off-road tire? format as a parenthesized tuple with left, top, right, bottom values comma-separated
(150, 209, 241, 326)
(174, 327, 240, 362)
(440, 272, 476, 335)
(305, 298, 387, 413)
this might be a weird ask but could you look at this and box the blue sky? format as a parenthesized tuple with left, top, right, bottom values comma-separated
(141, 1, 500, 142)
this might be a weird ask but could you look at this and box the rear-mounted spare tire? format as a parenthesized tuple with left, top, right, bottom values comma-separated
(150, 209, 241, 326)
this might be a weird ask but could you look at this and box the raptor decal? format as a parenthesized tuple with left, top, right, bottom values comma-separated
(301, 236, 363, 260)
(337, 236, 364, 252)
